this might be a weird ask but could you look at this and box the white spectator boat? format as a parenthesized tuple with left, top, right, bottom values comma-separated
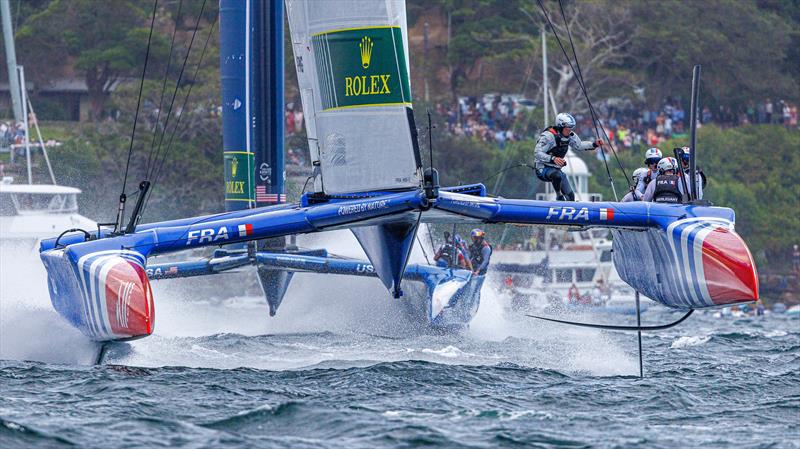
(0, 180, 96, 251)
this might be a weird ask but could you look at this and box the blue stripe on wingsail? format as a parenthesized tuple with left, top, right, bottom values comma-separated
(91, 258, 110, 337)
(686, 222, 711, 307)
(659, 227, 693, 308)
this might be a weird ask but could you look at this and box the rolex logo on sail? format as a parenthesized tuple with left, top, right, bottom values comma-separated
(345, 35, 390, 97)
(360, 36, 373, 69)
(231, 156, 238, 177)
(312, 26, 411, 110)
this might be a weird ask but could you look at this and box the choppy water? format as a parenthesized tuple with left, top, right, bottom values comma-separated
(1, 235, 799, 448)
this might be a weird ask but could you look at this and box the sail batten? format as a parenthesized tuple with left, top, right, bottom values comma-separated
(287, 0, 421, 195)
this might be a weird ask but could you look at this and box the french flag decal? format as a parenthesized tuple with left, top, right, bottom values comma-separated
(600, 208, 614, 220)
(238, 223, 254, 237)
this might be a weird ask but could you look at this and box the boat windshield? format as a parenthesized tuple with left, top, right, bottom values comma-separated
(1, 192, 79, 215)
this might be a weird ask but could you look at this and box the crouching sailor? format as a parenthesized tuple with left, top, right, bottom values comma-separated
(622, 167, 649, 202)
(468, 229, 492, 276)
(533, 113, 604, 201)
(642, 157, 688, 203)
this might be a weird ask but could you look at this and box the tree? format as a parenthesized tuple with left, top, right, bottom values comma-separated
(16, 0, 169, 120)
(628, 0, 797, 108)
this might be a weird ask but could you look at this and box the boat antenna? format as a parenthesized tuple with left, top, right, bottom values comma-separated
(116, 0, 158, 233)
(422, 108, 439, 199)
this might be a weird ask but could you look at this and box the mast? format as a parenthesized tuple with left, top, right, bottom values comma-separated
(688, 64, 700, 202)
(542, 26, 548, 125)
(17, 66, 31, 184)
(220, 0, 285, 212)
(1, 0, 23, 122)
(252, 0, 284, 207)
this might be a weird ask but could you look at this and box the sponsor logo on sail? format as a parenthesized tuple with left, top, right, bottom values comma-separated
(360, 36, 373, 69)
(312, 26, 411, 110)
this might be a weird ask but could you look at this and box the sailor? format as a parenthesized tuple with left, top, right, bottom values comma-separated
(678, 146, 706, 200)
(533, 113, 604, 201)
(434, 231, 471, 270)
(468, 228, 492, 276)
(635, 147, 662, 197)
(622, 167, 649, 202)
(642, 157, 688, 203)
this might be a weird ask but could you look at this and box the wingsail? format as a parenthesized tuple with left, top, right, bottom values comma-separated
(286, 0, 421, 194)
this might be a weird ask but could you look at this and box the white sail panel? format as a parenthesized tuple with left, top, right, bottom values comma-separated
(286, 0, 421, 194)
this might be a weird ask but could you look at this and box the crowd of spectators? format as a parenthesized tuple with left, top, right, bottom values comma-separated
(281, 96, 798, 167)
(426, 95, 800, 151)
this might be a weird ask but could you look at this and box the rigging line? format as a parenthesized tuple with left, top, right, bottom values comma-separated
(142, 13, 217, 217)
(556, 0, 629, 185)
(481, 163, 533, 186)
(416, 233, 431, 265)
(535, 0, 624, 199)
(120, 0, 159, 197)
(146, 0, 184, 174)
(146, 0, 207, 182)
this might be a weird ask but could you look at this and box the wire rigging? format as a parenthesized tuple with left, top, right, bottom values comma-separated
(556, 0, 628, 187)
(141, 12, 217, 217)
(146, 0, 208, 182)
(146, 0, 184, 173)
(120, 0, 159, 198)
(535, 0, 630, 200)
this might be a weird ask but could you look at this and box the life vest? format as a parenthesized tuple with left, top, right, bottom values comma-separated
(653, 174, 682, 203)
(544, 127, 570, 158)
(469, 240, 493, 274)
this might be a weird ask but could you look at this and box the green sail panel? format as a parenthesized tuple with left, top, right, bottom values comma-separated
(311, 26, 412, 111)
(224, 151, 255, 204)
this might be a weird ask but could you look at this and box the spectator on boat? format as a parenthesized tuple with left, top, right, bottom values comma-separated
(642, 157, 687, 203)
(532, 112, 604, 201)
(635, 147, 662, 197)
(622, 167, 649, 202)
(792, 244, 800, 274)
(678, 147, 705, 200)
(468, 228, 492, 276)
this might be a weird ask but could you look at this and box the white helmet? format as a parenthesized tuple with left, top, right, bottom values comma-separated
(632, 167, 649, 184)
(644, 147, 662, 165)
(555, 113, 576, 129)
(657, 157, 678, 174)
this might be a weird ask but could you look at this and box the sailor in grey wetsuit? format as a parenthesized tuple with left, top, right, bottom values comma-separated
(533, 113, 603, 201)
(678, 146, 706, 200)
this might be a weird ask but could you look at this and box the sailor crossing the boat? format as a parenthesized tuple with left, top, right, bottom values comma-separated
(468, 229, 492, 276)
(643, 157, 688, 203)
(622, 167, 649, 202)
(533, 113, 604, 201)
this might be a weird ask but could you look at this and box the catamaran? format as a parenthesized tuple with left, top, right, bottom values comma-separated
(36, 0, 758, 369)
